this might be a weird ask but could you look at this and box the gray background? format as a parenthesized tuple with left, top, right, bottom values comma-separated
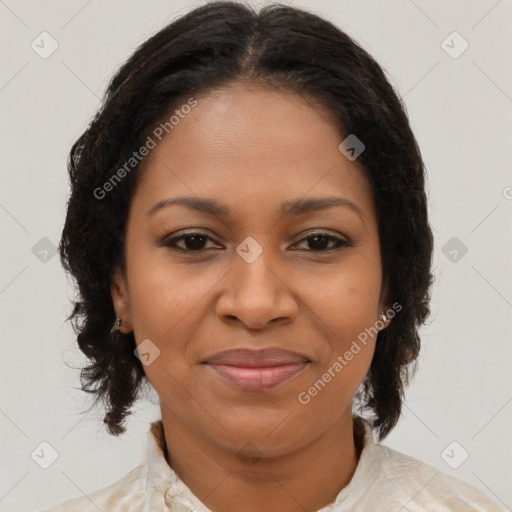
(0, 0, 511, 510)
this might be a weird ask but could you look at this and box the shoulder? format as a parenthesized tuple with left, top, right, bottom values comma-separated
(372, 441, 505, 511)
(38, 464, 144, 512)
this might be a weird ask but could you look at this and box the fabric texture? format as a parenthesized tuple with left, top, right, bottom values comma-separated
(39, 416, 505, 511)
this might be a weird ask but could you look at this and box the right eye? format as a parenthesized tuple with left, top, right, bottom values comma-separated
(160, 231, 220, 252)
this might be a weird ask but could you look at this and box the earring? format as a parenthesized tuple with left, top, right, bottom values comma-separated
(378, 311, 389, 331)
(110, 317, 122, 333)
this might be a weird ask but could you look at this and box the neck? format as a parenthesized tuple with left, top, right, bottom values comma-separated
(160, 406, 362, 512)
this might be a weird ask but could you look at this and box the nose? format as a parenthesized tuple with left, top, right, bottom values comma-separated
(215, 238, 298, 330)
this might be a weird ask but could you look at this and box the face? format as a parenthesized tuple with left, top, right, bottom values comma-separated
(111, 84, 389, 457)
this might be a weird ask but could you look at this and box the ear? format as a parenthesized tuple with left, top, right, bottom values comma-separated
(110, 267, 133, 334)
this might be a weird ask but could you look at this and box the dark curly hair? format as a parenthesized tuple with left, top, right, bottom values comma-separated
(59, 0, 434, 440)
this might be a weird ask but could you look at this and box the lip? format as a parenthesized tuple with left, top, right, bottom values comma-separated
(202, 348, 311, 391)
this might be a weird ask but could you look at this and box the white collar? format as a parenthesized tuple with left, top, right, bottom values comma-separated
(140, 415, 379, 512)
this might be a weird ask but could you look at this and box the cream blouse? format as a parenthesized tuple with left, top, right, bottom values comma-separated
(40, 416, 505, 511)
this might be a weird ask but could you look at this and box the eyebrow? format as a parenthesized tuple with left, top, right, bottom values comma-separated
(148, 195, 365, 222)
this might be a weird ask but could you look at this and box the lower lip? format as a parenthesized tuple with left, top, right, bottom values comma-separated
(205, 362, 309, 391)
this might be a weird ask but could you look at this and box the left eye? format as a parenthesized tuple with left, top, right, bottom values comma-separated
(293, 232, 351, 251)
(161, 231, 351, 253)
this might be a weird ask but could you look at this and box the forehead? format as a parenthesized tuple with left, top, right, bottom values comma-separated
(132, 84, 377, 224)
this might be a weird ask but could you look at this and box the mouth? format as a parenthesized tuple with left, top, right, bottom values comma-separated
(202, 347, 311, 391)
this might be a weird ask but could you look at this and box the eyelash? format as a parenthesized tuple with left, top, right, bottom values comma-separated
(160, 230, 352, 254)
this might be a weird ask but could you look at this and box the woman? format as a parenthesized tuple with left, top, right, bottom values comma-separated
(42, 1, 504, 510)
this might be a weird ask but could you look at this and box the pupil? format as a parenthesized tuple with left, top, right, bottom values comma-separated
(310, 235, 328, 250)
(186, 235, 206, 250)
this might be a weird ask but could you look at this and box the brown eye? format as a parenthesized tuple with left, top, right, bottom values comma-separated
(292, 232, 352, 252)
(160, 230, 351, 254)
(161, 232, 219, 252)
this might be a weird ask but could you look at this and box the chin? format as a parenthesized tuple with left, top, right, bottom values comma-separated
(220, 412, 308, 452)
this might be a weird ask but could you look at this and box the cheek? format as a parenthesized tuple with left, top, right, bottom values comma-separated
(309, 279, 379, 383)
(323, 280, 381, 348)
(295, 263, 382, 415)
(302, 251, 383, 333)
(125, 245, 216, 337)
(300, 250, 382, 384)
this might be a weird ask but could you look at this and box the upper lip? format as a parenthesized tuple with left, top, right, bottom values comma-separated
(203, 348, 310, 367)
